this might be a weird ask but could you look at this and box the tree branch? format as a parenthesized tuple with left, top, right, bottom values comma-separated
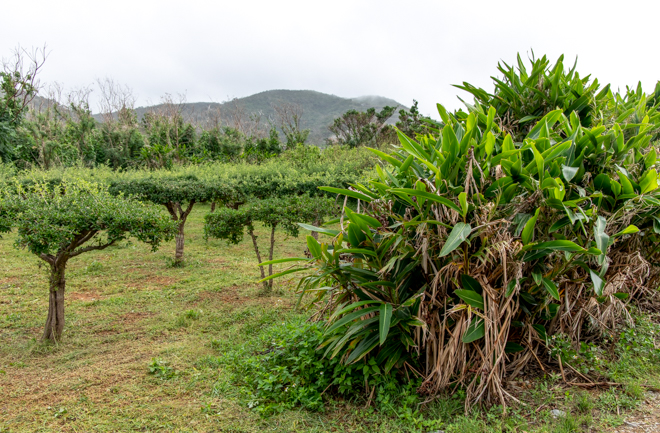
(69, 240, 116, 258)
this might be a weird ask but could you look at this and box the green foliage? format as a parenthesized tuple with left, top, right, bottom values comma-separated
(454, 53, 610, 141)
(271, 54, 660, 408)
(148, 358, 178, 380)
(109, 174, 233, 206)
(9, 180, 176, 256)
(220, 319, 423, 417)
(328, 106, 398, 148)
(205, 195, 337, 289)
(205, 195, 336, 244)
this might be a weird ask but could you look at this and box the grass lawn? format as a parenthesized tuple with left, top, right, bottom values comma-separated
(1, 204, 659, 432)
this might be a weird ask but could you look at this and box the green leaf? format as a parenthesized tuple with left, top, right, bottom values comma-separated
(521, 208, 540, 245)
(458, 192, 468, 217)
(461, 274, 482, 293)
(614, 225, 639, 237)
(318, 187, 373, 202)
(531, 143, 545, 183)
(504, 342, 525, 353)
(595, 216, 609, 260)
(454, 289, 484, 309)
(378, 303, 393, 346)
(297, 223, 340, 236)
(346, 333, 380, 364)
(618, 171, 635, 195)
(326, 306, 381, 334)
(462, 319, 485, 343)
(389, 188, 461, 213)
(640, 169, 658, 194)
(439, 222, 472, 257)
(505, 279, 517, 297)
(542, 277, 560, 301)
(533, 324, 548, 342)
(589, 269, 604, 296)
(336, 248, 378, 257)
(523, 240, 585, 252)
(258, 257, 309, 266)
(561, 165, 579, 182)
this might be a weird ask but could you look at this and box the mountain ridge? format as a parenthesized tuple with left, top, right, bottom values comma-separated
(131, 89, 407, 143)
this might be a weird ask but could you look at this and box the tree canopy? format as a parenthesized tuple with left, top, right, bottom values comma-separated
(4, 180, 175, 340)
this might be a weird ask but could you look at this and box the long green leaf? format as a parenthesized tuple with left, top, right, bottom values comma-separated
(258, 257, 309, 266)
(542, 277, 560, 301)
(589, 269, 604, 296)
(297, 223, 340, 236)
(439, 222, 472, 257)
(523, 240, 585, 252)
(389, 188, 461, 212)
(378, 303, 393, 346)
(318, 187, 373, 202)
(521, 208, 540, 245)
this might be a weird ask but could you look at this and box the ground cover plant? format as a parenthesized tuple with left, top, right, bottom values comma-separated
(0, 180, 174, 340)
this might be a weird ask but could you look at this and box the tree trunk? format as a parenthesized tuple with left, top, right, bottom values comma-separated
(312, 218, 321, 241)
(43, 262, 66, 341)
(248, 226, 268, 291)
(268, 225, 277, 290)
(210, 202, 216, 212)
(174, 221, 185, 264)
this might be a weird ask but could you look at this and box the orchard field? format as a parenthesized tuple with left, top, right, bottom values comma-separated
(2, 53, 660, 432)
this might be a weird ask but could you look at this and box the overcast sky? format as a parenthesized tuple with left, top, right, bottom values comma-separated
(2, 0, 658, 118)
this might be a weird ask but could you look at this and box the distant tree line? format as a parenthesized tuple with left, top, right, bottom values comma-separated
(0, 47, 432, 170)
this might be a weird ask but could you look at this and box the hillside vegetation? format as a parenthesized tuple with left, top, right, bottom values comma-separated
(127, 90, 406, 144)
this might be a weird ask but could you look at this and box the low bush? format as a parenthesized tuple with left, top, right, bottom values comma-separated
(219, 319, 423, 417)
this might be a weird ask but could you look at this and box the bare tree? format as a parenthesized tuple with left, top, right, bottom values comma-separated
(1, 44, 48, 124)
(225, 97, 270, 139)
(96, 77, 137, 125)
(273, 102, 309, 147)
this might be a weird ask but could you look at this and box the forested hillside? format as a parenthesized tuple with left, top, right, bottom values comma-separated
(126, 90, 406, 143)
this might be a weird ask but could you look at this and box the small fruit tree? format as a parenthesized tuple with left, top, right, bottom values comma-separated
(3, 180, 175, 341)
(110, 175, 234, 265)
(204, 195, 336, 290)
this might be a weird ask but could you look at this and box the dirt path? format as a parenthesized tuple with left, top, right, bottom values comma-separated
(613, 392, 660, 432)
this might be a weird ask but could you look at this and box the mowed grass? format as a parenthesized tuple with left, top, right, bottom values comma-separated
(1, 203, 660, 433)
(0, 203, 318, 432)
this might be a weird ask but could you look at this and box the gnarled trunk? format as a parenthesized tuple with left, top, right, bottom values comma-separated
(174, 222, 185, 264)
(166, 200, 195, 266)
(43, 262, 66, 341)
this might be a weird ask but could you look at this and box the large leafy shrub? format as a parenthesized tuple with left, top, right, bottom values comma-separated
(277, 57, 660, 409)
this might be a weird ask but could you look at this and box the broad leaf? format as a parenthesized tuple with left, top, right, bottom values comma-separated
(454, 289, 484, 309)
(439, 223, 472, 257)
(462, 318, 485, 343)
